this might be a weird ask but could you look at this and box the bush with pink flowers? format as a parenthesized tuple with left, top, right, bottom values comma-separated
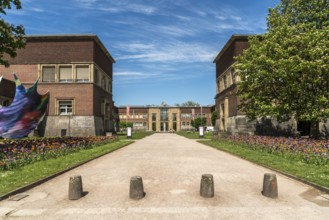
(0, 136, 115, 170)
(218, 135, 329, 165)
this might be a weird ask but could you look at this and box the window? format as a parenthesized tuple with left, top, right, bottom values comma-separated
(231, 69, 236, 84)
(160, 109, 168, 121)
(223, 75, 227, 89)
(94, 69, 99, 84)
(61, 129, 67, 137)
(42, 66, 55, 82)
(102, 76, 106, 89)
(59, 66, 72, 82)
(59, 100, 73, 115)
(108, 81, 112, 93)
(76, 66, 89, 82)
(182, 113, 191, 119)
(173, 113, 177, 121)
(152, 113, 156, 121)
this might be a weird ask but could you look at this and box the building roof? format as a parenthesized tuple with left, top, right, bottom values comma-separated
(25, 34, 115, 63)
(213, 35, 251, 63)
(116, 105, 214, 109)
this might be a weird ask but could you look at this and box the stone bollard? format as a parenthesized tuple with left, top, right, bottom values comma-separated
(262, 173, 278, 198)
(129, 176, 145, 200)
(200, 174, 214, 198)
(68, 175, 83, 200)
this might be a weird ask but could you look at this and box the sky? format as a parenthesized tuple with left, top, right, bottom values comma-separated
(5, 0, 280, 106)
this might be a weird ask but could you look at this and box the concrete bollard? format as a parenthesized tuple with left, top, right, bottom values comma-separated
(200, 174, 214, 198)
(68, 175, 83, 200)
(129, 176, 145, 200)
(262, 173, 278, 198)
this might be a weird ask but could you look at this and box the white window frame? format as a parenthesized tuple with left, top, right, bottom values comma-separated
(57, 99, 74, 115)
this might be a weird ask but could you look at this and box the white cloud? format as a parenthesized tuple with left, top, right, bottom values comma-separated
(74, 0, 156, 15)
(115, 43, 155, 52)
(115, 41, 216, 63)
(114, 71, 154, 77)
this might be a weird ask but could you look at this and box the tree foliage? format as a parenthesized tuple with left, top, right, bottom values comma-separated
(211, 111, 217, 126)
(191, 117, 207, 129)
(235, 0, 329, 122)
(119, 121, 133, 129)
(0, 0, 25, 67)
(180, 101, 200, 107)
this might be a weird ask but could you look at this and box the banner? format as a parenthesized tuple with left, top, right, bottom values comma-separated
(126, 105, 130, 118)
(0, 73, 49, 138)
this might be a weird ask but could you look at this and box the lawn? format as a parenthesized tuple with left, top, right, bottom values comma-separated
(200, 138, 329, 189)
(116, 131, 155, 140)
(0, 140, 132, 197)
(177, 131, 214, 139)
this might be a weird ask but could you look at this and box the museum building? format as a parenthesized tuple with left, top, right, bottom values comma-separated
(214, 35, 328, 137)
(0, 34, 115, 137)
(117, 106, 214, 132)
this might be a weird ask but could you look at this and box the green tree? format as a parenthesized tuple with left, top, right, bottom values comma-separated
(0, 0, 25, 67)
(191, 117, 207, 129)
(120, 121, 133, 130)
(180, 101, 200, 107)
(211, 111, 217, 126)
(235, 0, 329, 126)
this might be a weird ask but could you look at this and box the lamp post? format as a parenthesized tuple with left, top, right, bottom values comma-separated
(199, 105, 204, 138)
(201, 105, 203, 126)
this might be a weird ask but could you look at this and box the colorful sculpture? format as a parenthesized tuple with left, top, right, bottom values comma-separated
(0, 73, 49, 138)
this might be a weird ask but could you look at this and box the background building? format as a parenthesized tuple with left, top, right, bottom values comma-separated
(0, 34, 115, 137)
(214, 35, 328, 137)
(117, 106, 213, 132)
(213, 35, 254, 134)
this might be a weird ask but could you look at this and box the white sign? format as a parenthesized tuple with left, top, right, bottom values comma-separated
(199, 126, 204, 137)
(127, 127, 132, 138)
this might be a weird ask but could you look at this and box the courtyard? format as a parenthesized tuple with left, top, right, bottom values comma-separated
(0, 133, 328, 219)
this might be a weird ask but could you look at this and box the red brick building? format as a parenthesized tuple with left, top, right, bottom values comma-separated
(213, 35, 329, 137)
(213, 35, 252, 134)
(0, 34, 115, 137)
(117, 105, 214, 132)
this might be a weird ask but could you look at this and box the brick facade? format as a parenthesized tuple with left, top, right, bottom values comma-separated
(0, 34, 115, 137)
(117, 106, 213, 132)
(214, 35, 327, 137)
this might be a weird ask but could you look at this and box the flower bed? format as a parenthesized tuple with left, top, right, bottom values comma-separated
(222, 135, 329, 165)
(0, 136, 114, 170)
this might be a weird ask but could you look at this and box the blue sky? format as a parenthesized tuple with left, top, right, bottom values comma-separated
(5, 0, 279, 106)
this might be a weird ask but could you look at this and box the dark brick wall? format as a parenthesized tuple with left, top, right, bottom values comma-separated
(6, 40, 94, 64)
(215, 36, 250, 117)
(0, 65, 39, 83)
(93, 84, 112, 116)
(37, 83, 94, 116)
(93, 42, 113, 78)
(216, 44, 234, 79)
(215, 37, 249, 79)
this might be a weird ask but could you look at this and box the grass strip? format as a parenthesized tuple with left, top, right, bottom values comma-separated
(116, 131, 155, 140)
(0, 140, 132, 197)
(177, 131, 213, 139)
(199, 139, 329, 189)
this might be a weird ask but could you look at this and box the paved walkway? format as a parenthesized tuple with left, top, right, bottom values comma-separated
(0, 133, 328, 219)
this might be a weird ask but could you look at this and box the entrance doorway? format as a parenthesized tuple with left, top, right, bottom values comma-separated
(161, 122, 168, 132)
